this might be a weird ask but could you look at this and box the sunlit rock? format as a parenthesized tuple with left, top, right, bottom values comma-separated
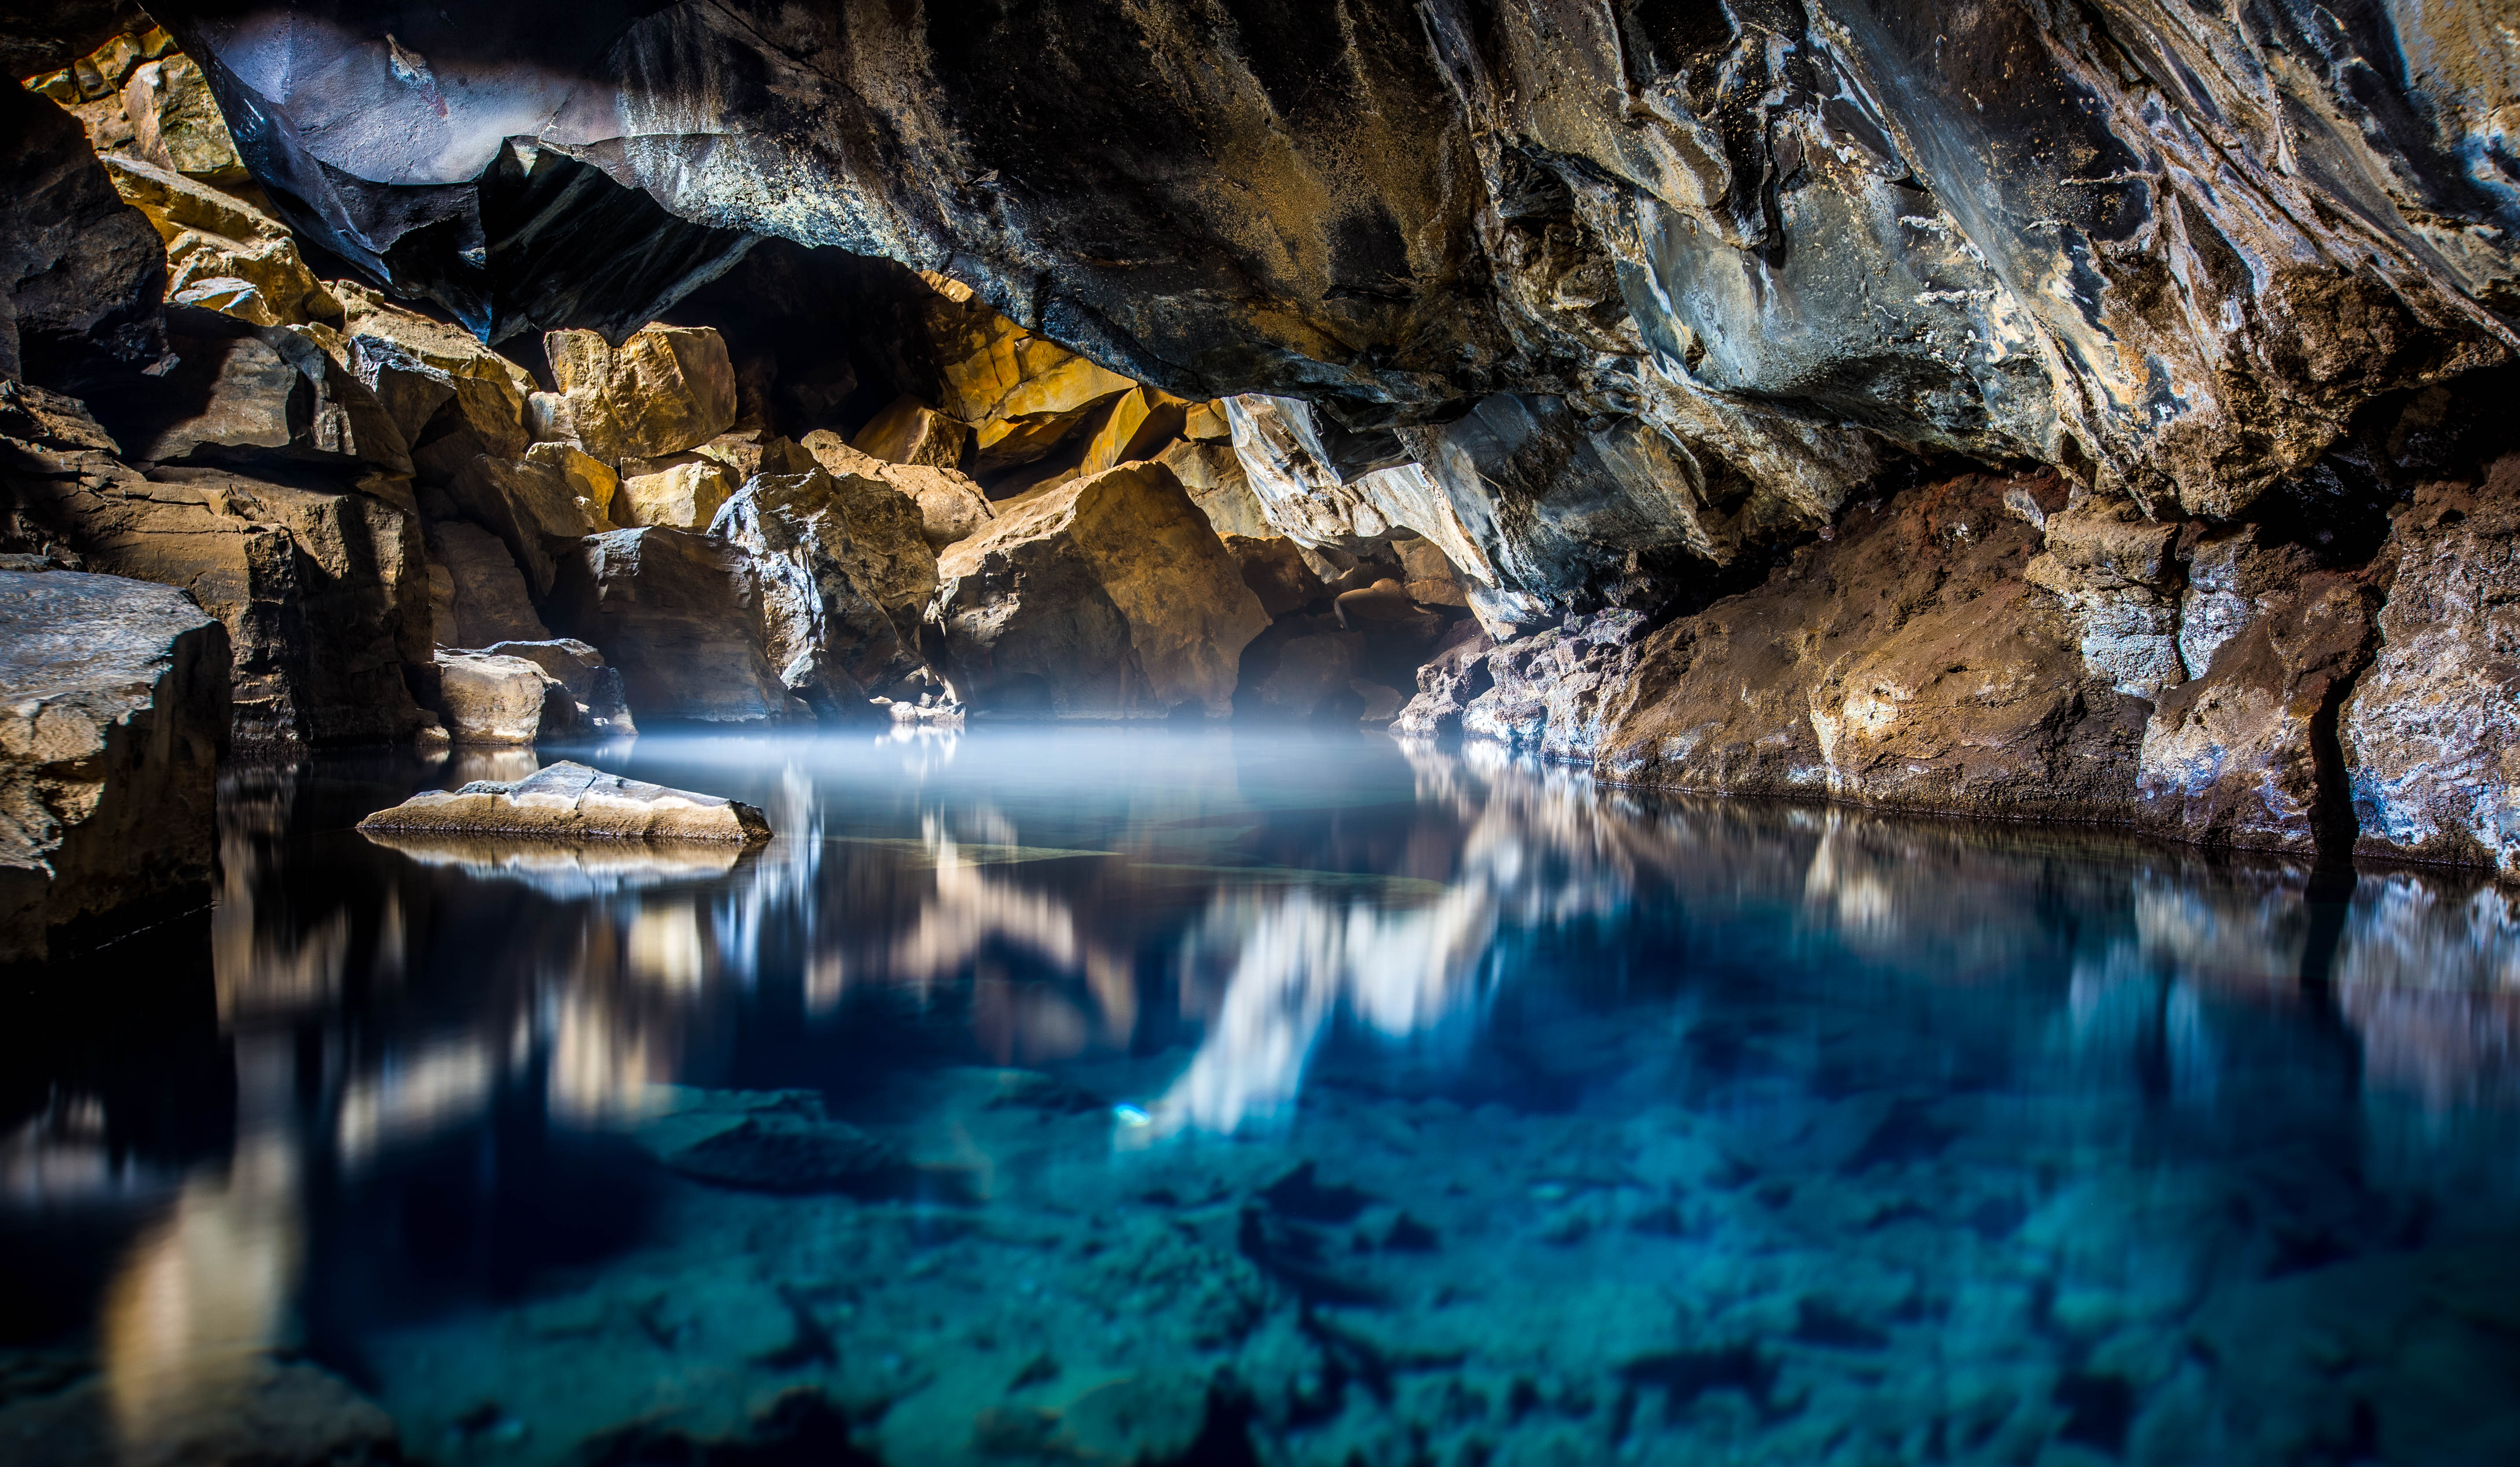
(907, 272, 1134, 472)
(617, 457, 737, 530)
(98, 154, 338, 329)
(544, 324, 738, 467)
(0, 567, 225, 965)
(550, 527, 797, 724)
(1079, 385, 1188, 476)
(431, 648, 567, 746)
(120, 51, 244, 182)
(1158, 438, 1270, 538)
(480, 637, 633, 735)
(931, 462, 1270, 718)
(850, 393, 968, 470)
(359, 759, 770, 843)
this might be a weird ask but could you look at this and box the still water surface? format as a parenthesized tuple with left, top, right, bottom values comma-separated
(8, 728, 2520, 1466)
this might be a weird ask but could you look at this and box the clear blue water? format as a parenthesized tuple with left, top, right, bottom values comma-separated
(8, 728, 2520, 1466)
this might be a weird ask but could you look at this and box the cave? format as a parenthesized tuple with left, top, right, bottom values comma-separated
(6, 3, 2520, 1464)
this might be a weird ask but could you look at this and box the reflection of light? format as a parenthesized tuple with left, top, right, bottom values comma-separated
(2, 1096, 172, 1203)
(547, 986, 680, 1125)
(805, 951, 847, 1016)
(335, 1040, 493, 1167)
(890, 816, 1137, 1044)
(628, 904, 708, 989)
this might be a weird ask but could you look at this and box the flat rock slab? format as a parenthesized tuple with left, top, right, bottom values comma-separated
(357, 760, 769, 843)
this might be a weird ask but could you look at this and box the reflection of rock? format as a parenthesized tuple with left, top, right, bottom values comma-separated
(634, 1088, 907, 1194)
(2344, 460, 2520, 874)
(551, 528, 797, 724)
(0, 1357, 400, 1467)
(0, 568, 225, 965)
(358, 831, 742, 898)
(359, 760, 771, 843)
(931, 463, 1269, 718)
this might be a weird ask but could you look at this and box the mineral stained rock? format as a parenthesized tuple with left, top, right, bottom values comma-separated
(549, 527, 797, 724)
(2344, 457, 2520, 874)
(358, 759, 771, 842)
(931, 462, 1270, 718)
(0, 567, 226, 965)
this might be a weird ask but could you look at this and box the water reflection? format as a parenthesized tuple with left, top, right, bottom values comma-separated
(7, 729, 2520, 1464)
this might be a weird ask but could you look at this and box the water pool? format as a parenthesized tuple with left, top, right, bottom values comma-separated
(7, 727, 2520, 1466)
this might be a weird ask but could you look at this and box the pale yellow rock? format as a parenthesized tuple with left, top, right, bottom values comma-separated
(335, 280, 538, 400)
(851, 394, 970, 469)
(1182, 401, 1234, 442)
(526, 441, 619, 526)
(931, 462, 1271, 718)
(98, 154, 341, 327)
(618, 460, 738, 530)
(122, 54, 245, 182)
(1080, 386, 1189, 475)
(545, 325, 738, 466)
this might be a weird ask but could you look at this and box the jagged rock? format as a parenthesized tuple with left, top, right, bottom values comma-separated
(800, 429, 993, 552)
(121, 52, 243, 182)
(5, 451, 427, 746)
(432, 647, 569, 746)
(1390, 623, 1497, 740)
(335, 279, 538, 402)
(1600, 475, 2149, 819)
(1223, 535, 1326, 618)
(550, 526, 797, 724)
(480, 636, 634, 735)
(359, 759, 771, 842)
(2024, 498, 2189, 697)
(2344, 460, 2520, 874)
(632, 1088, 904, 1193)
(1080, 385, 1188, 476)
(852, 394, 969, 469)
(931, 462, 1270, 718)
(0, 77, 163, 388)
(545, 325, 737, 467)
(904, 274, 1134, 473)
(1462, 612, 1645, 761)
(617, 457, 737, 530)
(430, 520, 550, 647)
(524, 440, 618, 524)
(2138, 547, 2376, 853)
(0, 567, 225, 965)
(1158, 439, 1270, 538)
(98, 154, 337, 329)
(709, 470, 922, 716)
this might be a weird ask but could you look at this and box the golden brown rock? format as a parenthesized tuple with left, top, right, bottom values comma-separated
(97, 154, 338, 328)
(430, 520, 551, 648)
(930, 462, 1270, 718)
(545, 324, 738, 467)
(432, 648, 566, 746)
(799, 430, 995, 552)
(525, 441, 619, 526)
(617, 458, 737, 530)
(851, 394, 970, 469)
(1079, 386, 1188, 475)
(121, 52, 244, 182)
(910, 275, 1133, 471)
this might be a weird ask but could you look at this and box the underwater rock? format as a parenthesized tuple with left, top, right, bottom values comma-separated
(633, 1088, 905, 1192)
(0, 567, 225, 966)
(0, 1357, 399, 1467)
(431, 648, 569, 746)
(545, 325, 738, 467)
(2344, 458, 2520, 875)
(931, 462, 1270, 719)
(359, 759, 769, 842)
(549, 526, 797, 724)
(4, 449, 428, 746)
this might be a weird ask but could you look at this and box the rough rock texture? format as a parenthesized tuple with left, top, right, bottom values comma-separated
(546, 325, 738, 468)
(852, 394, 968, 470)
(932, 462, 1270, 718)
(123, 51, 245, 182)
(2344, 459, 2520, 873)
(709, 470, 924, 717)
(431, 520, 548, 648)
(4, 449, 428, 747)
(617, 458, 736, 531)
(634, 1088, 907, 1194)
(0, 568, 226, 965)
(0, 76, 163, 389)
(800, 430, 993, 553)
(432, 648, 569, 746)
(98, 153, 335, 329)
(481, 637, 634, 736)
(550, 527, 797, 724)
(361, 759, 769, 843)
(1599, 475, 2150, 820)
(0, 1358, 400, 1467)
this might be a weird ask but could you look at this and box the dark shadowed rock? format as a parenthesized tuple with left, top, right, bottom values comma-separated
(632, 1088, 905, 1194)
(0, 77, 163, 389)
(0, 568, 225, 965)
(551, 526, 798, 724)
(430, 520, 550, 647)
(709, 470, 924, 718)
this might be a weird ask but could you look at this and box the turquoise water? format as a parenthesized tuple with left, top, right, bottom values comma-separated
(8, 728, 2520, 1465)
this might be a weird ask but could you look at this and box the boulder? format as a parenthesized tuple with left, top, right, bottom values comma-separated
(479, 637, 634, 735)
(431, 521, 551, 647)
(334, 279, 538, 401)
(0, 567, 226, 965)
(2343, 460, 2520, 875)
(800, 429, 993, 552)
(852, 394, 969, 469)
(1079, 385, 1188, 475)
(107, 315, 412, 477)
(617, 457, 737, 530)
(359, 759, 771, 842)
(97, 154, 338, 330)
(0, 77, 164, 388)
(1599, 475, 2150, 818)
(432, 648, 568, 746)
(693, 428, 814, 484)
(1389, 622, 1498, 740)
(6, 451, 428, 746)
(121, 52, 246, 183)
(550, 527, 797, 723)
(1223, 534, 1326, 618)
(544, 325, 738, 466)
(1162, 440, 1272, 538)
(1397, 536, 1469, 608)
(524, 441, 618, 524)
(931, 462, 1271, 718)
(709, 470, 924, 716)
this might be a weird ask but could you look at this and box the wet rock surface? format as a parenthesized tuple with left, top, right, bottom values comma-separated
(358, 759, 769, 843)
(0, 567, 224, 964)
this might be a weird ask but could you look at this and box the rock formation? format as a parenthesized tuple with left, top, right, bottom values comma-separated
(550, 527, 798, 724)
(359, 759, 771, 842)
(0, 566, 226, 965)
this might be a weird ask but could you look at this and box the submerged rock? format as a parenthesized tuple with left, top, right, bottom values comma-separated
(359, 760, 769, 843)
(0, 1357, 399, 1467)
(0, 567, 226, 966)
(633, 1088, 906, 1193)
(931, 462, 1270, 719)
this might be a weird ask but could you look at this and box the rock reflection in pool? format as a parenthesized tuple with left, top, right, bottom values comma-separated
(5, 728, 2520, 1466)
